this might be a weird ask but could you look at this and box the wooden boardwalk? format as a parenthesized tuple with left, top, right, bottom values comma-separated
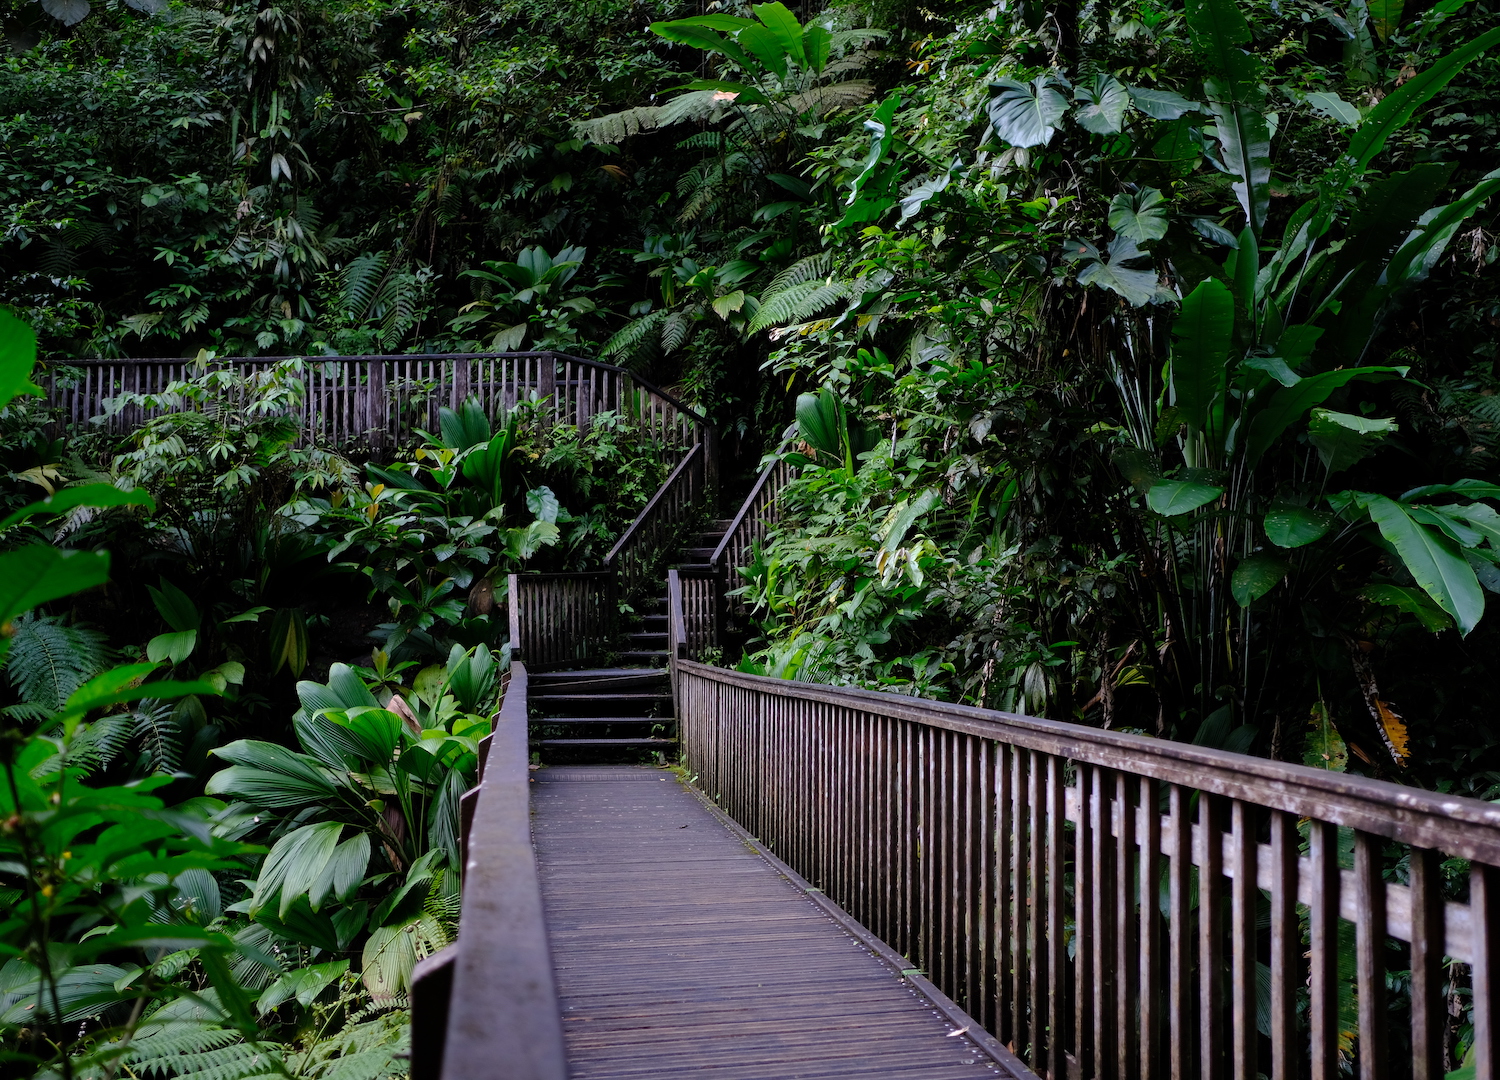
(532, 765, 1035, 1079)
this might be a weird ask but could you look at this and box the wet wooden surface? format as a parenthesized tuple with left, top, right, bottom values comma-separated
(532, 765, 1021, 1079)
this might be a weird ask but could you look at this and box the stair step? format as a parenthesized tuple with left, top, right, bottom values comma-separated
(529, 667, 665, 682)
(538, 738, 677, 748)
(673, 563, 714, 572)
(617, 651, 670, 663)
(628, 631, 667, 644)
(640, 614, 668, 627)
(533, 692, 670, 715)
(531, 716, 672, 726)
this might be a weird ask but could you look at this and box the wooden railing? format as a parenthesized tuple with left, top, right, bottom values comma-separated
(667, 567, 719, 661)
(47, 351, 703, 454)
(605, 440, 710, 602)
(411, 662, 568, 1080)
(672, 657, 1500, 1080)
(710, 425, 797, 624)
(507, 572, 615, 669)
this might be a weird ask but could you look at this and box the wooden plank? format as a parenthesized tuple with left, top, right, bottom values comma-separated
(533, 766, 1036, 1079)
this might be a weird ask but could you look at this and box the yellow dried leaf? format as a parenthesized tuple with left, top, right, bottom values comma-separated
(1374, 698, 1409, 766)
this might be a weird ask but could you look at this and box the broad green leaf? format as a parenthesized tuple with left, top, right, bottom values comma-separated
(1367, 0, 1404, 39)
(362, 916, 444, 1003)
(307, 833, 371, 912)
(1170, 278, 1234, 433)
(330, 706, 404, 763)
(802, 22, 831, 73)
(752, 2, 806, 65)
(737, 24, 789, 80)
(0, 546, 110, 624)
(1146, 478, 1224, 515)
(987, 75, 1069, 149)
(649, 20, 756, 73)
(39, 0, 90, 25)
(1337, 29, 1500, 182)
(1384, 172, 1500, 288)
(1245, 366, 1408, 464)
(879, 490, 939, 553)
(1184, 0, 1255, 81)
(1304, 701, 1348, 771)
(147, 629, 198, 666)
(526, 485, 560, 524)
(1076, 236, 1159, 307)
(269, 607, 308, 676)
(0, 484, 154, 532)
(206, 741, 341, 807)
(1306, 92, 1361, 127)
(712, 290, 746, 317)
(1363, 494, 1485, 635)
(1207, 84, 1272, 232)
(1400, 479, 1500, 502)
(796, 388, 844, 463)
(1446, 502, 1500, 548)
(1264, 504, 1334, 548)
(1360, 584, 1453, 630)
(58, 663, 219, 731)
(253, 895, 343, 953)
(1075, 74, 1131, 134)
(1307, 409, 1397, 474)
(1153, 118, 1201, 179)
(1109, 187, 1169, 243)
(1128, 85, 1201, 120)
(1231, 552, 1290, 606)
(148, 578, 200, 632)
(1242, 354, 1301, 386)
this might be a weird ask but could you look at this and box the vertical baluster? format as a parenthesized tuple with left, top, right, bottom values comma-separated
(1168, 785, 1192, 1080)
(1268, 811, 1299, 1080)
(1116, 771, 1138, 1080)
(1473, 865, 1500, 1080)
(1010, 747, 1028, 1054)
(1410, 848, 1444, 1080)
(1199, 793, 1224, 1080)
(1093, 765, 1115, 1080)
(1354, 831, 1388, 1080)
(1309, 822, 1341, 1080)
(1028, 753, 1047, 1067)
(995, 742, 1013, 1049)
(976, 738, 994, 1030)
(1231, 801, 1258, 1080)
(1048, 754, 1066, 1070)
(1076, 764, 1095, 1073)
(1140, 776, 1163, 1080)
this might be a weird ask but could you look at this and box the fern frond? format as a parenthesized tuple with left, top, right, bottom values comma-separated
(132, 1041, 284, 1080)
(340, 253, 388, 320)
(747, 281, 848, 333)
(765, 253, 832, 296)
(5, 614, 112, 714)
(660, 311, 693, 354)
(133, 699, 183, 775)
(573, 105, 667, 145)
(658, 89, 737, 127)
(47, 712, 134, 776)
(602, 310, 667, 363)
(829, 28, 889, 51)
(784, 80, 875, 117)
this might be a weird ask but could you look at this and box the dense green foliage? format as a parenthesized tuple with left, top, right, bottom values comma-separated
(6, 0, 1500, 1072)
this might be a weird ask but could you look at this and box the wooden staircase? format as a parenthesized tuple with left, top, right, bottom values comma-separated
(527, 518, 733, 763)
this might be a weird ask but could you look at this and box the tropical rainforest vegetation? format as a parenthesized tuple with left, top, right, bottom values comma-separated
(4, 0, 1500, 1073)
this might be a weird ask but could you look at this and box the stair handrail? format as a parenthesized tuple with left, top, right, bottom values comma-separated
(709, 423, 799, 618)
(604, 440, 709, 600)
(413, 662, 569, 1080)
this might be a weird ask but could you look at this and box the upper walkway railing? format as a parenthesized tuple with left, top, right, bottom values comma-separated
(669, 651, 1498, 1080)
(46, 350, 704, 456)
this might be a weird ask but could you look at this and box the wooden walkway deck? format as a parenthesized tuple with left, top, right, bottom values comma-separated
(532, 765, 1035, 1079)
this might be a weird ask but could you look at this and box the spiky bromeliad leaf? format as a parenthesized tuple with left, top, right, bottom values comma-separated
(987, 75, 1069, 148)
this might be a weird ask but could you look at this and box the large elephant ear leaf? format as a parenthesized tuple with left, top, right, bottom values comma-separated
(1363, 494, 1485, 636)
(987, 75, 1069, 148)
(1231, 552, 1290, 606)
(1169, 278, 1234, 434)
(1109, 187, 1169, 243)
(1074, 74, 1131, 134)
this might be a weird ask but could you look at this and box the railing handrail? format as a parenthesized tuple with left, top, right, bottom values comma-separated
(603, 440, 705, 567)
(50, 350, 708, 428)
(668, 569, 687, 660)
(440, 662, 568, 1080)
(675, 658, 1500, 866)
(709, 423, 797, 570)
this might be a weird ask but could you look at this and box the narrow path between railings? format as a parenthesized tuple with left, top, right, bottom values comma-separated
(531, 765, 1034, 1080)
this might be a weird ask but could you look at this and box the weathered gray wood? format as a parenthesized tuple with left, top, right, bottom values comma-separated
(438, 664, 568, 1080)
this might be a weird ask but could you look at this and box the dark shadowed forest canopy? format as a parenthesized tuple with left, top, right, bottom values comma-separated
(4, 0, 1500, 1073)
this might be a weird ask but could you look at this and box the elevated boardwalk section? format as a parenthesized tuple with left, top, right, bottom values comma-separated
(534, 765, 1031, 1079)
